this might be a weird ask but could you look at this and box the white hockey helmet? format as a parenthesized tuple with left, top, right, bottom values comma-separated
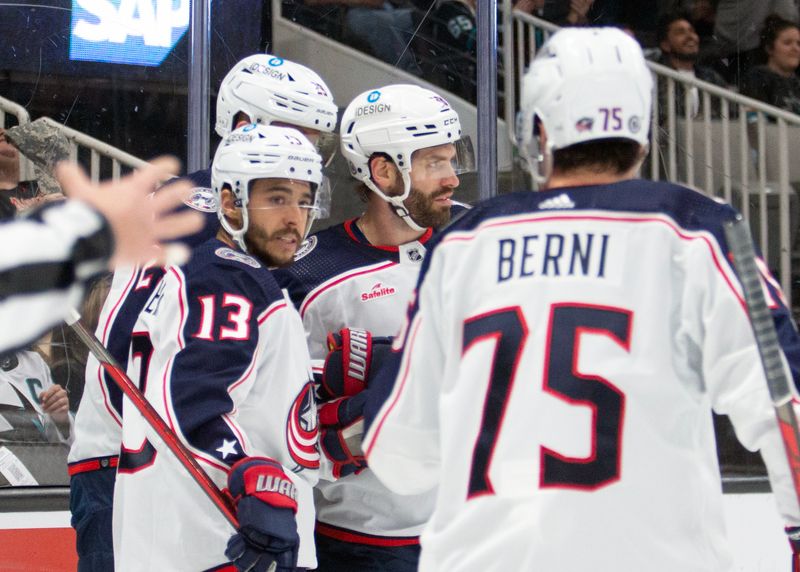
(215, 54, 338, 137)
(211, 124, 327, 253)
(340, 84, 474, 231)
(518, 28, 652, 184)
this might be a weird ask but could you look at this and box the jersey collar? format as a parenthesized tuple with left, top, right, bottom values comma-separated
(344, 218, 433, 252)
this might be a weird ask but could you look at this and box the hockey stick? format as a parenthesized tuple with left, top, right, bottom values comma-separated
(65, 309, 239, 529)
(723, 217, 800, 503)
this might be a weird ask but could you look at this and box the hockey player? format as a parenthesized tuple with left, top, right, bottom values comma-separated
(274, 84, 474, 571)
(113, 124, 323, 571)
(363, 28, 800, 570)
(68, 54, 337, 571)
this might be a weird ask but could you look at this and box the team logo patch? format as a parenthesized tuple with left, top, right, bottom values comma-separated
(367, 90, 381, 103)
(575, 117, 594, 132)
(360, 282, 396, 302)
(184, 187, 217, 213)
(215, 247, 261, 269)
(628, 116, 641, 133)
(294, 236, 317, 261)
(287, 383, 320, 470)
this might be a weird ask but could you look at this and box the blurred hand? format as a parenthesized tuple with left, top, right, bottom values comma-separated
(39, 385, 69, 425)
(55, 157, 204, 267)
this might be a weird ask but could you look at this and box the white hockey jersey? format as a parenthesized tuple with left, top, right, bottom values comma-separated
(113, 238, 319, 571)
(275, 219, 435, 544)
(68, 263, 161, 468)
(364, 180, 800, 572)
(0, 350, 72, 445)
(69, 169, 218, 471)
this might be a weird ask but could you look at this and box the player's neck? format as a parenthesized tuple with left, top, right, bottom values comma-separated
(216, 228, 238, 250)
(358, 199, 426, 246)
(545, 164, 640, 190)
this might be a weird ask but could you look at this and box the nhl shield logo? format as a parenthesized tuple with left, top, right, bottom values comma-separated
(407, 247, 423, 262)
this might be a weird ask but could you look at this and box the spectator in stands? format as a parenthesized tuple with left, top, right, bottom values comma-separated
(0, 349, 72, 448)
(514, 0, 545, 16)
(713, 0, 798, 85)
(541, 0, 621, 27)
(300, 0, 421, 73)
(657, 12, 729, 120)
(741, 15, 800, 115)
(413, 0, 477, 100)
(0, 129, 19, 192)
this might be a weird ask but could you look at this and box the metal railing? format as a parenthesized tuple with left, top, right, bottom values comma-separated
(1, 96, 147, 183)
(501, 4, 800, 306)
(40, 117, 148, 182)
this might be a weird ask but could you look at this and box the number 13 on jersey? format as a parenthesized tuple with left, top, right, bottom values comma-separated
(463, 303, 632, 498)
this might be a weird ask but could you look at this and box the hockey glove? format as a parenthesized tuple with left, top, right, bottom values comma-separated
(788, 526, 800, 572)
(225, 457, 299, 572)
(319, 327, 392, 401)
(318, 391, 369, 479)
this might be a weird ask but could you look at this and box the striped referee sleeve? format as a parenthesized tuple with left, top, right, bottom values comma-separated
(0, 200, 114, 353)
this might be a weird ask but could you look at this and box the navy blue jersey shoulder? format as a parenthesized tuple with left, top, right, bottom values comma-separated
(274, 222, 400, 310)
(181, 238, 285, 310)
(165, 167, 220, 249)
(444, 180, 737, 237)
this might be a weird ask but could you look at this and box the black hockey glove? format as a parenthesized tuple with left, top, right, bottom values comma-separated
(225, 457, 299, 572)
(319, 391, 369, 479)
(787, 526, 800, 572)
(318, 327, 392, 401)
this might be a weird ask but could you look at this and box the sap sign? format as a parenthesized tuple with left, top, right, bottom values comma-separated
(70, 0, 190, 67)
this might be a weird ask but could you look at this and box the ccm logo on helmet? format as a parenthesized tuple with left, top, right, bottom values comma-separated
(443, 118, 458, 126)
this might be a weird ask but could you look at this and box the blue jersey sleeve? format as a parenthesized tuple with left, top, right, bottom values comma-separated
(170, 264, 276, 468)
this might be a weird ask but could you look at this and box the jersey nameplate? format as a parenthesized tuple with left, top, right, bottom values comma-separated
(215, 247, 261, 269)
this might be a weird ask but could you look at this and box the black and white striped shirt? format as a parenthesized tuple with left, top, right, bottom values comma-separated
(0, 200, 113, 353)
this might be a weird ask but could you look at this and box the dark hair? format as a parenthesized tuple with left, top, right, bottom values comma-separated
(656, 11, 693, 46)
(553, 139, 643, 176)
(760, 14, 800, 57)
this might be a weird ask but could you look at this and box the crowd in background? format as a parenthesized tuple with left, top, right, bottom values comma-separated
(282, 0, 800, 115)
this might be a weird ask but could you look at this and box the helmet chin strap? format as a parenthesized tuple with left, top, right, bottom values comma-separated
(218, 207, 250, 253)
(364, 171, 427, 232)
(527, 134, 553, 191)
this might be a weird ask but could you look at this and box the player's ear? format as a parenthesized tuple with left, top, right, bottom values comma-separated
(220, 186, 243, 228)
(368, 154, 399, 194)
